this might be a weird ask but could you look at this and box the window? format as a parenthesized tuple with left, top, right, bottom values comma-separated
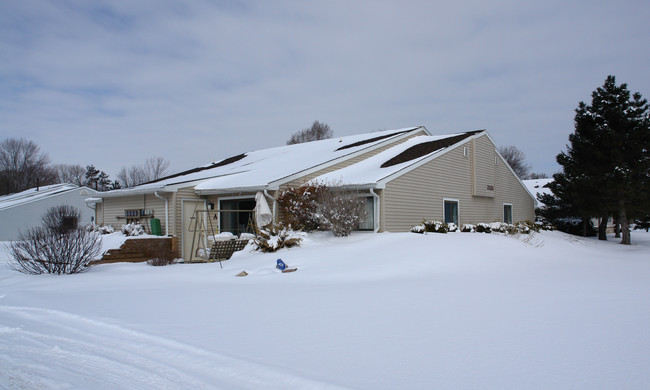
(443, 199, 459, 225)
(503, 204, 513, 224)
(220, 198, 256, 235)
(357, 197, 374, 231)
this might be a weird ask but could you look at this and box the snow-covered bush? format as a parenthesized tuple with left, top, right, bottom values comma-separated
(277, 185, 325, 232)
(411, 220, 449, 234)
(461, 224, 475, 232)
(278, 182, 367, 237)
(87, 224, 115, 234)
(121, 223, 145, 236)
(8, 227, 101, 275)
(316, 186, 367, 237)
(251, 223, 304, 253)
(475, 223, 492, 233)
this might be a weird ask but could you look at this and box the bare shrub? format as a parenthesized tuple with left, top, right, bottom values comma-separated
(8, 227, 101, 275)
(147, 246, 176, 266)
(42, 205, 81, 235)
(315, 186, 367, 237)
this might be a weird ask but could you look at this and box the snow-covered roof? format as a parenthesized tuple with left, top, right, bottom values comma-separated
(313, 131, 483, 188)
(522, 178, 553, 207)
(0, 184, 94, 211)
(103, 127, 426, 196)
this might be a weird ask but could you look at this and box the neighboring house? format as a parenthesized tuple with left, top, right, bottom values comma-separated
(0, 184, 98, 241)
(523, 178, 617, 232)
(93, 127, 535, 260)
(523, 178, 553, 208)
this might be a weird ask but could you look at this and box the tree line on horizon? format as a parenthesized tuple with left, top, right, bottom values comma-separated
(0, 137, 172, 195)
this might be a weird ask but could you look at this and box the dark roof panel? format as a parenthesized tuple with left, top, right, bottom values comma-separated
(380, 130, 483, 168)
(335, 130, 412, 151)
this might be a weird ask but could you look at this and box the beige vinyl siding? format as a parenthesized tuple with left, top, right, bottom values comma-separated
(173, 187, 201, 237)
(494, 154, 536, 223)
(101, 194, 168, 233)
(281, 129, 428, 189)
(472, 137, 496, 197)
(382, 134, 534, 232)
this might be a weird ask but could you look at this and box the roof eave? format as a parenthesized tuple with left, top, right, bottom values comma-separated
(194, 185, 268, 196)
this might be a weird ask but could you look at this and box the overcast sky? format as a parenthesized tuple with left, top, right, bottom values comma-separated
(1, 0, 648, 179)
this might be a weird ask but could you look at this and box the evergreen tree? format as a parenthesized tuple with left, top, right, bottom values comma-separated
(85, 165, 100, 190)
(553, 76, 650, 244)
(97, 171, 110, 191)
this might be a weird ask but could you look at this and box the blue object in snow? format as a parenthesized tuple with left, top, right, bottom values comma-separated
(276, 259, 286, 270)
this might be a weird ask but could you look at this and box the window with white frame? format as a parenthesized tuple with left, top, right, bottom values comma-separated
(503, 203, 513, 224)
(443, 199, 459, 225)
(357, 196, 374, 231)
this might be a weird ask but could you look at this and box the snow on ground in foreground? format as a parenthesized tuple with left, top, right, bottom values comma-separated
(1, 230, 649, 389)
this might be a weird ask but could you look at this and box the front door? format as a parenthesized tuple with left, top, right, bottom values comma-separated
(181, 199, 207, 261)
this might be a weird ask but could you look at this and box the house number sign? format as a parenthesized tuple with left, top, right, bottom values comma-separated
(486, 185, 494, 191)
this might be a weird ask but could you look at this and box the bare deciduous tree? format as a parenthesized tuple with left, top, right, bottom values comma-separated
(0, 138, 55, 195)
(498, 145, 531, 179)
(287, 121, 333, 145)
(117, 156, 171, 187)
(53, 164, 86, 186)
(527, 172, 548, 180)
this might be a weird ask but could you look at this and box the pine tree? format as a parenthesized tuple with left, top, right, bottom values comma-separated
(85, 165, 100, 190)
(554, 76, 650, 244)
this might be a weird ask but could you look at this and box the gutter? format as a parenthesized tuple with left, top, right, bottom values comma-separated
(154, 191, 170, 236)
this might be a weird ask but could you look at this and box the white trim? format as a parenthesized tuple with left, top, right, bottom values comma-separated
(503, 203, 513, 224)
(443, 198, 460, 225)
(195, 185, 267, 196)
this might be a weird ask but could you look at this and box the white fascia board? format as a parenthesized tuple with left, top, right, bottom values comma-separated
(268, 126, 428, 188)
(98, 184, 181, 198)
(194, 185, 267, 196)
(376, 130, 487, 188)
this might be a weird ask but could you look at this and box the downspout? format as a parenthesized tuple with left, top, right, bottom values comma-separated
(369, 188, 380, 233)
(263, 189, 277, 220)
(154, 191, 169, 236)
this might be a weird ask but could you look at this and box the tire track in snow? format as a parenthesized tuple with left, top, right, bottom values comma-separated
(0, 305, 351, 390)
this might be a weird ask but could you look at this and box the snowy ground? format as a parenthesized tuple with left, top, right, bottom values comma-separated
(1, 230, 649, 389)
